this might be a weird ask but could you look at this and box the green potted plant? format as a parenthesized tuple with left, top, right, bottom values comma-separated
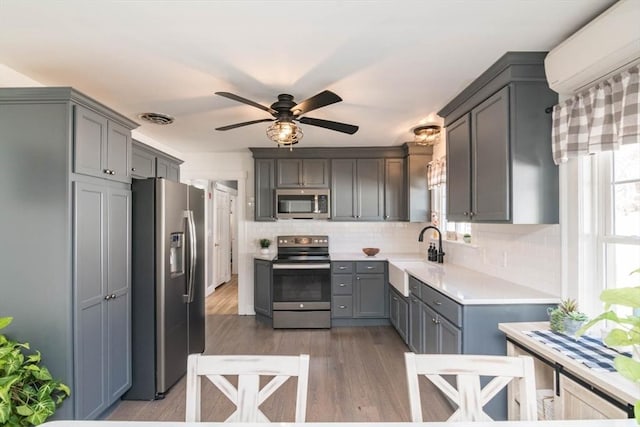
(578, 268, 640, 422)
(548, 298, 588, 334)
(0, 316, 70, 426)
(259, 238, 271, 255)
(462, 233, 471, 244)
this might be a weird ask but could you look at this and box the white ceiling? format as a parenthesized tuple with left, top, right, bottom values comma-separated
(0, 0, 615, 154)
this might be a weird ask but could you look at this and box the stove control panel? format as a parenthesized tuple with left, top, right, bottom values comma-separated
(277, 235, 329, 247)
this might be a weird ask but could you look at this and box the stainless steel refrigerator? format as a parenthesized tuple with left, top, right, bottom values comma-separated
(124, 178, 205, 400)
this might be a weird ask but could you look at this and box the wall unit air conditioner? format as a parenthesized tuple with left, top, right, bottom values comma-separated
(545, 0, 640, 95)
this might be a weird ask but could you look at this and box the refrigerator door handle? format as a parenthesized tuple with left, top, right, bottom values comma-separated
(183, 209, 197, 303)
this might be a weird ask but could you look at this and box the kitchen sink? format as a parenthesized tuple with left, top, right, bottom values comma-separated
(388, 261, 427, 297)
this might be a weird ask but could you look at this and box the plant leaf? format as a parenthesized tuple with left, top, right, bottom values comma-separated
(0, 318, 12, 330)
(600, 287, 640, 309)
(605, 328, 638, 347)
(15, 405, 32, 416)
(0, 400, 11, 424)
(614, 356, 640, 382)
(635, 400, 640, 424)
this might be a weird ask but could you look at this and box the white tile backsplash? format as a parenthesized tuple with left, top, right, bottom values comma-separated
(439, 224, 561, 296)
(247, 221, 427, 254)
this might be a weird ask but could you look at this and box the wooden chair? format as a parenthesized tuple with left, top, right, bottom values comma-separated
(404, 352, 537, 422)
(185, 353, 310, 422)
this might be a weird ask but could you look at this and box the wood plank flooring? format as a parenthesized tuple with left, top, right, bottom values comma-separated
(205, 275, 238, 315)
(108, 282, 453, 422)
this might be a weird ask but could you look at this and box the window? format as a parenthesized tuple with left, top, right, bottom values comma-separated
(431, 184, 470, 241)
(595, 143, 640, 314)
(600, 143, 640, 284)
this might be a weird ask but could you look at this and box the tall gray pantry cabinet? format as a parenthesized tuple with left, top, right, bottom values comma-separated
(0, 87, 138, 420)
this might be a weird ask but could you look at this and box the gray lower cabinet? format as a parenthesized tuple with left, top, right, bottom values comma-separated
(74, 104, 131, 184)
(276, 158, 329, 188)
(331, 261, 387, 323)
(254, 159, 276, 221)
(439, 52, 559, 224)
(132, 140, 182, 182)
(254, 259, 272, 317)
(407, 273, 554, 420)
(389, 286, 409, 344)
(75, 183, 131, 419)
(331, 159, 384, 221)
(0, 87, 137, 421)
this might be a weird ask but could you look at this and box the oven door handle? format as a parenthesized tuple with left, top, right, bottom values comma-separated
(272, 263, 331, 270)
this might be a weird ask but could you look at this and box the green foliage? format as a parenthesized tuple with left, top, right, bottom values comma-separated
(577, 268, 640, 423)
(548, 298, 588, 333)
(0, 317, 70, 426)
(259, 238, 271, 248)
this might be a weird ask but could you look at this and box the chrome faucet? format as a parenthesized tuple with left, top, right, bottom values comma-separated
(418, 226, 445, 264)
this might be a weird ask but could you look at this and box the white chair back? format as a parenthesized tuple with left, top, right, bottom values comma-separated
(404, 352, 537, 422)
(185, 353, 310, 423)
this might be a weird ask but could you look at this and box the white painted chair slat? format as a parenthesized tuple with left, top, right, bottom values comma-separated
(208, 374, 238, 404)
(404, 352, 538, 422)
(185, 353, 310, 423)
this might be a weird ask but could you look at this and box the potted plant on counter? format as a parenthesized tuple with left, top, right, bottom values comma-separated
(259, 238, 271, 255)
(0, 316, 70, 426)
(463, 233, 472, 244)
(548, 298, 588, 335)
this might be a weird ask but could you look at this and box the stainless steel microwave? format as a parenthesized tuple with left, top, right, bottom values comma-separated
(275, 189, 330, 219)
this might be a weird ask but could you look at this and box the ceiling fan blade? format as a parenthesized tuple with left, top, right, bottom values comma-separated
(215, 92, 277, 115)
(215, 118, 274, 131)
(298, 117, 359, 134)
(291, 90, 342, 116)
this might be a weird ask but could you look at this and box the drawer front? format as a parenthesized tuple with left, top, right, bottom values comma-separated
(421, 284, 462, 327)
(356, 261, 385, 274)
(332, 274, 353, 295)
(408, 276, 422, 299)
(332, 261, 353, 274)
(332, 295, 353, 318)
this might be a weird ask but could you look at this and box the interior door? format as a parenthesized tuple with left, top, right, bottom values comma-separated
(213, 188, 231, 286)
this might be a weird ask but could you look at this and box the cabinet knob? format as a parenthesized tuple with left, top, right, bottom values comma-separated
(103, 169, 111, 175)
(131, 167, 136, 172)
(433, 300, 442, 306)
(339, 305, 346, 309)
(470, 211, 475, 217)
(393, 296, 398, 301)
(463, 211, 469, 216)
(384, 215, 389, 219)
(104, 295, 111, 301)
(356, 276, 360, 280)
(111, 293, 116, 299)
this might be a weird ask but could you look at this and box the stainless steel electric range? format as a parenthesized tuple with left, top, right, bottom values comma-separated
(271, 235, 331, 328)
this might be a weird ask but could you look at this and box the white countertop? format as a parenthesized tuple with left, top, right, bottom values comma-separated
(41, 419, 637, 426)
(400, 262, 559, 305)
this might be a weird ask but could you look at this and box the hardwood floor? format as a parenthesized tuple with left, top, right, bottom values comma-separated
(108, 283, 453, 422)
(205, 275, 238, 315)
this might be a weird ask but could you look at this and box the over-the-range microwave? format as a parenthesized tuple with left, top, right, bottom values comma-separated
(275, 188, 330, 219)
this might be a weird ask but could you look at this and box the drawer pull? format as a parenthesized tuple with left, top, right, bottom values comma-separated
(366, 266, 374, 270)
(339, 283, 346, 287)
(393, 296, 398, 301)
(339, 266, 346, 270)
(339, 305, 346, 309)
(433, 300, 442, 306)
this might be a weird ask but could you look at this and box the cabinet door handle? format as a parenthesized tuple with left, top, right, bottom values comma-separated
(339, 283, 346, 287)
(393, 296, 398, 301)
(432, 318, 437, 323)
(356, 276, 360, 280)
(111, 170, 116, 175)
(339, 266, 346, 270)
(131, 167, 136, 172)
(463, 211, 469, 216)
(104, 295, 111, 301)
(384, 215, 389, 220)
(111, 293, 116, 299)
(433, 300, 442, 306)
(103, 169, 111, 175)
(366, 266, 374, 270)
(339, 305, 346, 309)
(470, 211, 475, 217)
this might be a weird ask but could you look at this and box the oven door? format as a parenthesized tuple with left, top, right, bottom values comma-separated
(272, 263, 331, 310)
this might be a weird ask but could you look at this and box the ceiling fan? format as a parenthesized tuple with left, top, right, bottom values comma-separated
(214, 90, 359, 145)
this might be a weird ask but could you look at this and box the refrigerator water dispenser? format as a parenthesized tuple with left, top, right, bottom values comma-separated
(169, 232, 185, 276)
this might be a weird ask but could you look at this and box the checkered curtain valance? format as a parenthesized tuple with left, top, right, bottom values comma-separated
(427, 157, 446, 190)
(551, 65, 640, 165)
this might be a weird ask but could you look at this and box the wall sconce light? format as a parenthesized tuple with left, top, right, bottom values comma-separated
(413, 124, 441, 146)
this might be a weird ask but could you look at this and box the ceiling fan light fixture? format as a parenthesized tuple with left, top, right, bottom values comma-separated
(266, 119, 303, 147)
(413, 124, 441, 145)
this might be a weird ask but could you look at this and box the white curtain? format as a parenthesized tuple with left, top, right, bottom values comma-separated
(427, 157, 446, 190)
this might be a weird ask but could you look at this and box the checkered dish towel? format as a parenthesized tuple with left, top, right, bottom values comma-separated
(525, 330, 632, 373)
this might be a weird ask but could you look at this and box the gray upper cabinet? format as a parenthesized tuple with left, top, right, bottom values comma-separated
(131, 145, 156, 178)
(0, 87, 138, 420)
(439, 52, 559, 224)
(255, 159, 276, 221)
(74, 104, 131, 183)
(276, 158, 329, 188)
(384, 158, 406, 221)
(132, 140, 182, 182)
(331, 158, 384, 221)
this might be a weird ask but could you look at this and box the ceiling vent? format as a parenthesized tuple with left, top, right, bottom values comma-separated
(138, 112, 175, 125)
(545, 0, 640, 95)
